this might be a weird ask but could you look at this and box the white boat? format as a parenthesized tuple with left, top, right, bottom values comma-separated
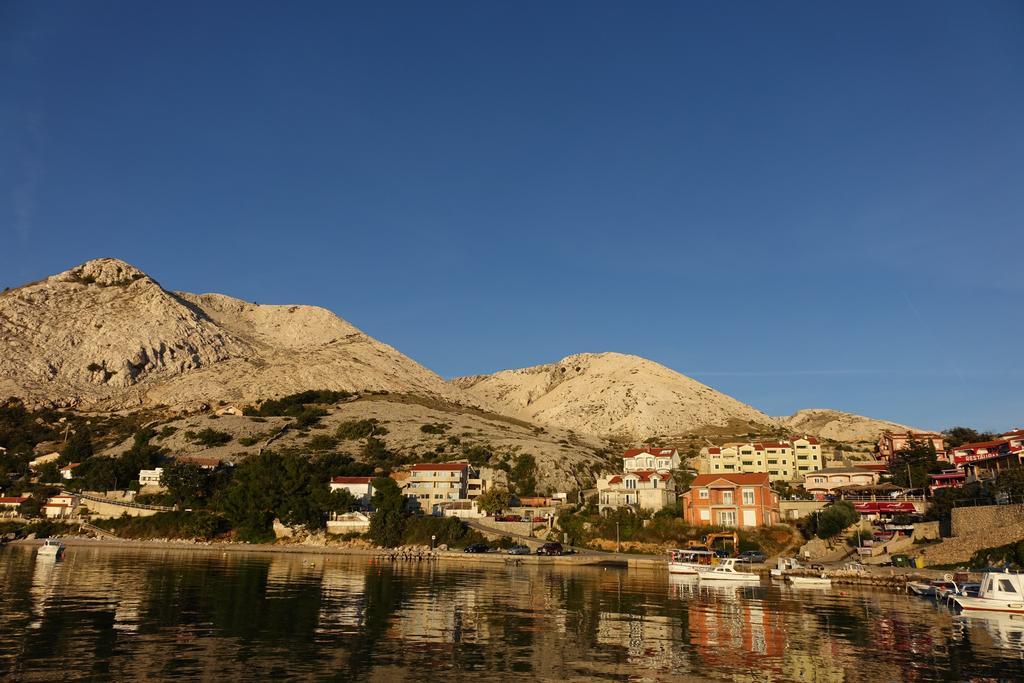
(788, 575, 832, 588)
(667, 549, 715, 575)
(953, 570, 1024, 615)
(770, 557, 801, 579)
(697, 558, 759, 582)
(37, 538, 65, 560)
(907, 581, 938, 597)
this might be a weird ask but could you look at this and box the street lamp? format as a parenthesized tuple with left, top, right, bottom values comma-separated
(431, 534, 436, 550)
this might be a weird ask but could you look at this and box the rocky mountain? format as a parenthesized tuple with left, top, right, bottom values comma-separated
(453, 352, 775, 440)
(776, 408, 911, 443)
(0, 258, 468, 410)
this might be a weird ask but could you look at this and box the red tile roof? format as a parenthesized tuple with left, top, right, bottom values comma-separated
(0, 496, 29, 504)
(757, 442, 789, 449)
(409, 463, 468, 471)
(690, 473, 771, 487)
(331, 476, 373, 484)
(623, 448, 676, 459)
(707, 447, 721, 455)
(953, 439, 1009, 452)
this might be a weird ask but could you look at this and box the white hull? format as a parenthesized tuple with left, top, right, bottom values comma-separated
(697, 570, 759, 582)
(908, 582, 937, 597)
(789, 576, 831, 587)
(954, 596, 1024, 615)
(668, 562, 702, 575)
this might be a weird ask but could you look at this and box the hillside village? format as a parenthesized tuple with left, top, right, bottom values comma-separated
(1, 259, 1022, 570)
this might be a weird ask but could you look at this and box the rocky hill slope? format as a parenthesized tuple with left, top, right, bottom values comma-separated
(776, 408, 911, 443)
(453, 352, 775, 440)
(0, 258, 468, 410)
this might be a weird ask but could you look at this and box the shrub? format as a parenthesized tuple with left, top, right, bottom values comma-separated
(336, 419, 387, 440)
(420, 423, 449, 434)
(307, 435, 339, 451)
(184, 428, 232, 447)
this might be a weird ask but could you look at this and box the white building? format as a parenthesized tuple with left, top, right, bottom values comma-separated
(597, 470, 677, 513)
(597, 448, 679, 513)
(329, 476, 375, 507)
(43, 494, 80, 519)
(59, 463, 80, 480)
(803, 467, 880, 499)
(139, 468, 165, 489)
(622, 447, 681, 472)
(326, 511, 372, 534)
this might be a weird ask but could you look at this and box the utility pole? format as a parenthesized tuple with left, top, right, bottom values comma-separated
(615, 521, 620, 553)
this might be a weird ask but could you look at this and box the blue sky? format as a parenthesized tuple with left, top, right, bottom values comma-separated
(2, 2, 1022, 431)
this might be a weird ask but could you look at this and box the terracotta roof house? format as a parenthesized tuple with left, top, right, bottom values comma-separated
(681, 473, 779, 528)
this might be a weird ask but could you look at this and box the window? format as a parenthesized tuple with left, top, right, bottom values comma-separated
(722, 491, 734, 504)
(698, 488, 709, 499)
(718, 510, 737, 526)
(999, 580, 1017, 593)
(742, 461, 754, 467)
(768, 459, 777, 465)
(625, 478, 637, 489)
(652, 478, 658, 488)
(742, 489, 755, 505)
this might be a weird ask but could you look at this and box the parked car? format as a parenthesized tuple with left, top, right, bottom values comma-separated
(506, 545, 530, 555)
(714, 550, 731, 559)
(537, 542, 563, 556)
(495, 514, 522, 522)
(736, 550, 766, 564)
(464, 543, 490, 553)
(531, 516, 547, 523)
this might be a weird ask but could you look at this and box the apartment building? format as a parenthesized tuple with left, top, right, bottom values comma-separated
(802, 467, 880, 499)
(393, 462, 501, 515)
(597, 470, 677, 513)
(701, 436, 823, 482)
(622, 447, 681, 472)
(681, 473, 780, 528)
(329, 476, 375, 508)
(876, 431, 945, 461)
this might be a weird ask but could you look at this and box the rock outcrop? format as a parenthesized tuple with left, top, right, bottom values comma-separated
(0, 258, 468, 410)
(777, 408, 911, 443)
(453, 352, 774, 440)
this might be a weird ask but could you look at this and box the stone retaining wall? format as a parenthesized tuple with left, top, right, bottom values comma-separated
(915, 504, 1024, 566)
(952, 503, 1024, 538)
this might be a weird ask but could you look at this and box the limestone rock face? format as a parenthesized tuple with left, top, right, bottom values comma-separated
(453, 352, 774, 440)
(0, 258, 467, 410)
(776, 408, 911, 443)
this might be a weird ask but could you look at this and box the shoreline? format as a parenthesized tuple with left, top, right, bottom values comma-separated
(6, 537, 661, 568)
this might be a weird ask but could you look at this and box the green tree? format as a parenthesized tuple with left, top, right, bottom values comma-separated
(367, 477, 406, 547)
(217, 451, 326, 540)
(509, 454, 537, 496)
(889, 438, 943, 489)
(60, 428, 93, 465)
(943, 426, 997, 449)
(475, 486, 512, 516)
(816, 501, 859, 541)
(161, 462, 213, 507)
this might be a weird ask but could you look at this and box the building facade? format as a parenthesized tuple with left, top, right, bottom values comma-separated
(681, 473, 780, 528)
(329, 476, 375, 508)
(876, 431, 945, 461)
(393, 462, 501, 515)
(597, 470, 676, 512)
(802, 467, 880, 499)
(622, 448, 681, 472)
(701, 437, 823, 482)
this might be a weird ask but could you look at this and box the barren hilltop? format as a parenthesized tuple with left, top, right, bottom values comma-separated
(1, 259, 912, 450)
(453, 352, 775, 440)
(0, 258, 468, 411)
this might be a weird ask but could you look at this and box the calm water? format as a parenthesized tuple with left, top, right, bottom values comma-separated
(1, 545, 1023, 681)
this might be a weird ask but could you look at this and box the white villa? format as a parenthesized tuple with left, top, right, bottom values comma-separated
(597, 447, 679, 513)
(329, 476, 375, 508)
(802, 467, 881, 498)
(139, 468, 165, 490)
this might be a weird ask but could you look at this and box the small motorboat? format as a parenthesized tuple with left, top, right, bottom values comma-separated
(908, 581, 939, 597)
(953, 570, 1024, 615)
(697, 558, 759, 582)
(668, 549, 715, 575)
(37, 538, 65, 560)
(789, 575, 832, 588)
(770, 557, 801, 580)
